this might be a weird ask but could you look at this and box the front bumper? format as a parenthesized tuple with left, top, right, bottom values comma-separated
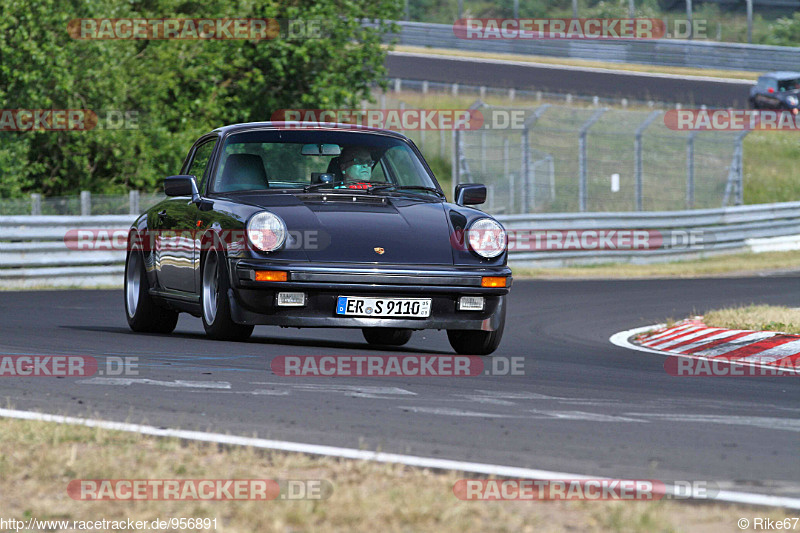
(227, 260, 511, 331)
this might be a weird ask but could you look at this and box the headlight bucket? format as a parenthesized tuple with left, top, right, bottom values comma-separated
(247, 212, 287, 253)
(466, 218, 507, 259)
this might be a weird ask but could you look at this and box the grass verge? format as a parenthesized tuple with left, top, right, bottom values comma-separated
(512, 250, 800, 279)
(0, 416, 794, 532)
(704, 304, 800, 334)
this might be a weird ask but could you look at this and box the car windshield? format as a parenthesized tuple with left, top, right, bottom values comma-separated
(778, 78, 800, 91)
(209, 129, 441, 197)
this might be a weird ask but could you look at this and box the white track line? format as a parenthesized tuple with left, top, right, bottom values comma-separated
(1, 407, 798, 509)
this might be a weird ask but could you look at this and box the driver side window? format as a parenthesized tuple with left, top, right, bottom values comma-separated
(188, 140, 216, 192)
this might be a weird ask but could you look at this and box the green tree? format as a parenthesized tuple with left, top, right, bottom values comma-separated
(0, 0, 400, 197)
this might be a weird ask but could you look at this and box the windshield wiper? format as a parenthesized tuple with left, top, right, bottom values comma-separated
(370, 184, 445, 198)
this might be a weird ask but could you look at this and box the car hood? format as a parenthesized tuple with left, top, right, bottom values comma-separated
(234, 193, 455, 264)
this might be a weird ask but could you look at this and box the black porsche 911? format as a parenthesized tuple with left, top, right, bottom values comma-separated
(124, 122, 511, 355)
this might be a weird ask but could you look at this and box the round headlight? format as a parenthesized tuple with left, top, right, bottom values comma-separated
(247, 212, 287, 252)
(466, 218, 507, 259)
(788, 95, 799, 106)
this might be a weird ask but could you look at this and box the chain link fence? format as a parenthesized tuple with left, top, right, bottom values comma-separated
(453, 102, 745, 214)
(379, 86, 747, 214)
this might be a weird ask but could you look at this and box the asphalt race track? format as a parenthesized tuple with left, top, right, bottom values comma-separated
(1, 278, 798, 497)
(386, 52, 753, 108)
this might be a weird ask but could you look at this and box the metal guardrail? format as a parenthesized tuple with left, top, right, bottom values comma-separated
(497, 201, 800, 265)
(388, 21, 800, 72)
(2, 202, 800, 285)
(0, 215, 133, 287)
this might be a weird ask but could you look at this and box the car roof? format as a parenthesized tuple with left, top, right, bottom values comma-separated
(760, 72, 800, 80)
(210, 121, 409, 140)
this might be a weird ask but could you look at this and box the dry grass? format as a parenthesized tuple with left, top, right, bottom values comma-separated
(0, 416, 794, 532)
(512, 250, 800, 279)
(704, 304, 800, 334)
(392, 45, 758, 81)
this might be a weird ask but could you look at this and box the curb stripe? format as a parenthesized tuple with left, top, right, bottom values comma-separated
(644, 323, 696, 342)
(712, 335, 800, 361)
(647, 327, 706, 347)
(657, 328, 725, 350)
(737, 339, 800, 364)
(690, 332, 777, 358)
(654, 328, 724, 350)
(681, 331, 755, 354)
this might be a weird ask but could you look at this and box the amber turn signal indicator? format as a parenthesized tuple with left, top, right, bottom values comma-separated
(481, 276, 507, 288)
(255, 270, 288, 282)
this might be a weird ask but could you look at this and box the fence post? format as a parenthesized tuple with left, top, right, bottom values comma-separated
(686, 132, 696, 209)
(31, 193, 41, 216)
(81, 191, 91, 216)
(452, 129, 459, 201)
(746, 0, 753, 43)
(578, 109, 607, 213)
(422, 80, 429, 94)
(394, 78, 401, 92)
(503, 136, 510, 185)
(634, 110, 662, 211)
(629, 0, 635, 17)
(481, 130, 486, 173)
(736, 131, 748, 206)
(129, 190, 140, 215)
(509, 174, 515, 213)
(686, 0, 693, 40)
(399, 101, 406, 137)
(520, 104, 551, 213)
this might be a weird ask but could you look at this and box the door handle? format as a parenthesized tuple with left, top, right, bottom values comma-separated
(157, 210, 167, 219)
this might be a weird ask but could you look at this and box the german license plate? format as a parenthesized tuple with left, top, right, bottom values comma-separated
(336, 296, 431, 318)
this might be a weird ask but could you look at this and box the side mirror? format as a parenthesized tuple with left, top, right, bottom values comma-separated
(164, 175, 201, 203)
(455, 183, 487, 206)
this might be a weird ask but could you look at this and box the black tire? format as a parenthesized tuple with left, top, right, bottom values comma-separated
(201, 247, 254, 341)
(446, 301, 506, 356)
(124, 244, 179, 334)
(362, 328, 413, 346)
